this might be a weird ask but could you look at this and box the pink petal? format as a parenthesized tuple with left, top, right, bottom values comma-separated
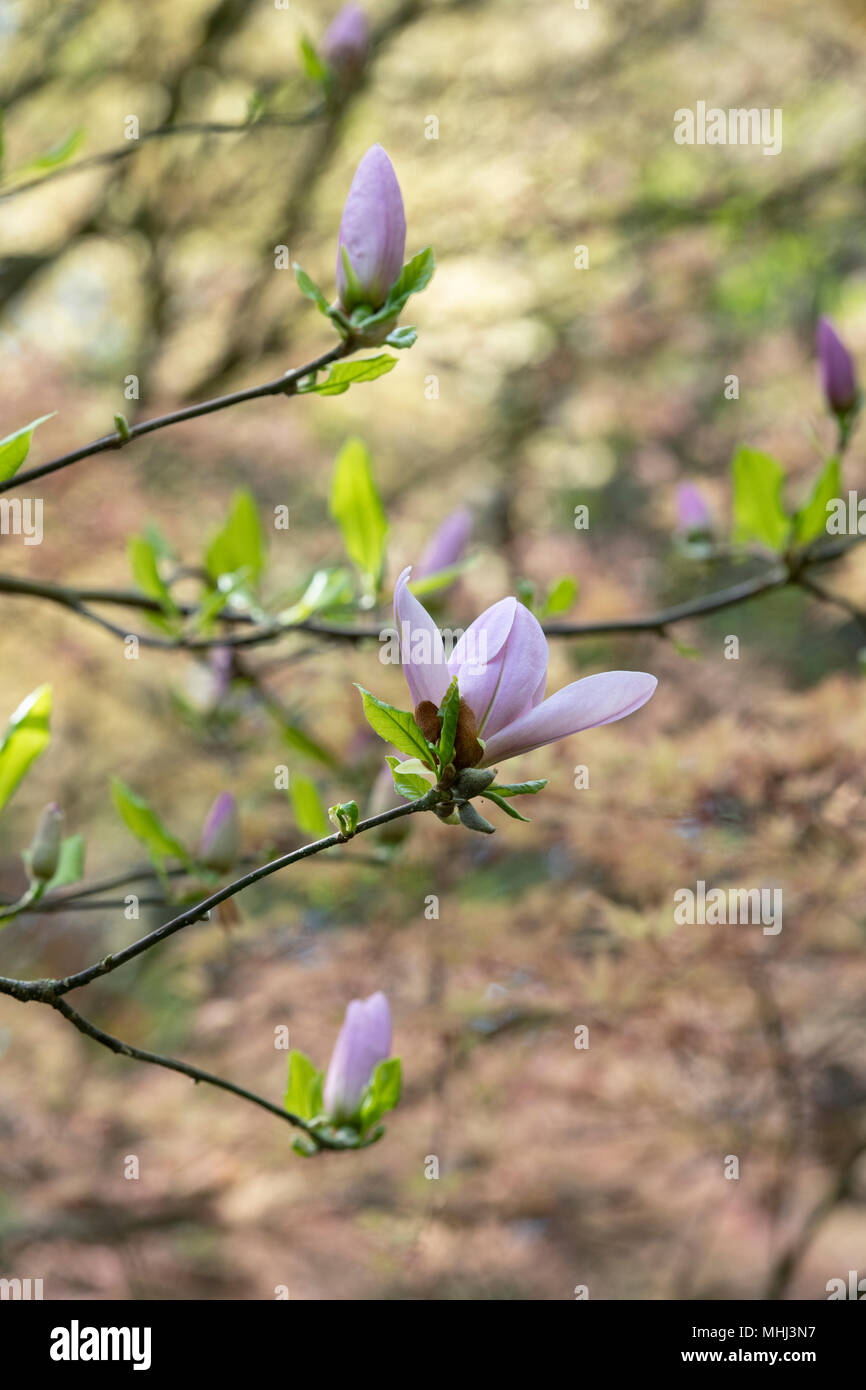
(394, 567, 449, 707)
(479, 602, 549, 737)
(479, 670, 658, 766)
(447, 597, 516, 727)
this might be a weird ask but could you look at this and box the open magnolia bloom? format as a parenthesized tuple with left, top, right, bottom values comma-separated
(394, 567, 657, 768)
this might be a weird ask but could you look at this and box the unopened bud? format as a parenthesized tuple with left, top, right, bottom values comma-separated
(453, 766, 496, 798)
(29, 803, 63, 881)
(199, 793, 240, 873)
(457, 802, 496, 834)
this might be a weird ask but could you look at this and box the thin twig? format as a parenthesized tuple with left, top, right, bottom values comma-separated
(0, 340, 353, 494)
(0, 110, 326, 203)
(47, 995, 352, 1150)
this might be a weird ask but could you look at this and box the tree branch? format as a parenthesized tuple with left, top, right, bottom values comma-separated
(0, 339, 353, 495)
(47, 995, 354, 1151)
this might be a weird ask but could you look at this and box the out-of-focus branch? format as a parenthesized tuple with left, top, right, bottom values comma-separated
(2, 534, 863, 653)
(0, 111, 326, 203)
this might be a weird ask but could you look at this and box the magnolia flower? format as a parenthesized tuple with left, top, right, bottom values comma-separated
(817, 316, 858, 416)
(336, 144, 406, 313)
(199, 792, 240, 873)
(29, 803, 63, 881)
(394, 567, 657, 767)
(323, 992, 392, 1122)
(675, 483, 711, 534)
(322, 4, 368, 71)
(416, 508, 473, 579)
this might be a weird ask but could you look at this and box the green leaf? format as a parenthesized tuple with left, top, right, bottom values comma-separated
(24, 128, 83, 172)
(111, 778, 193, 872)
(301, 355, 397, 397)
(329, 438, 388, 592)
(45, 834, 85, 891)
(356, 687, 434, 765)
(487, 779, 547, 797)
(0, 685, 52, 814)
(731, 447, 790, 552)
(355, 248, 436, 333)
(289, 773, 330, 837)
(359, 1057, 401, 1132)
(328, 799, 359, 836)
(284, 1049, 323, 1121)
(540, 575, 578, 618)
(481, 789, 531, 821)
(384, 326, 417, 350)
(277, 567, 355, 625)
(793, 455, 840, 546)
(298, 34, 329, 86)
(437, 677, 460, 766)
(0, 413, 56, 482)
(280, 723, 337, 768)
(390, 247, 436, 304)
(293, 262, 329, 314)
(205, 490, 265, 586)
(128, 534, 180, 628)
(385, 756, 435, 801)
(407, 561, 472, 597)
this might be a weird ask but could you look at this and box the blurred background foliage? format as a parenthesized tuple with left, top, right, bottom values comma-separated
(1, 0, 866, 1299)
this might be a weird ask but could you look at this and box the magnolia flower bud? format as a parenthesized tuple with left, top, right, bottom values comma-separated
(199, 793, 240, 873)
(29, 803, 63, 881)
(416, 509, 473, 579)
(323, 992, 392, 1123)
(336, 144, 406, 314)
(322, 4, 368, 73)
(675, 483, 711, 535)
(817, 316, 859, 416)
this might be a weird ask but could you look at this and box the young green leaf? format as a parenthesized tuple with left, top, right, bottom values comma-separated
(540, 575, 578, 618)
(298, 34, 330, 86)
(289, 773, 330, 837)
(437, 677, 460, 766)
(0, 413, 56, 482)
(486, 779, 547, 797)
(793, 455, 840, 546)
(23, 127, 83, 172)
(284, 1049, 323, 1121)
(205, 490, 265, 586)
(45, 834, 85, 892)
(356, 687, 434, 765)
(329, 439, 388, 592)
(328, 800, 359, 836)
(385, 756, 435, 800)
(359, 1057, 402, 1133)
(481, 789, 531, 821)
(111, 778, 193, 871)
(384, 326, 417, 350)
(301, 355, 397, 396)
(0, 684, 52, 814)
(278, 567, 355, 625)
(280, 723, 338, 769)
(128, 535, 180, 621)
(293, 262, 330, 314)
(731, 447, 790, 552)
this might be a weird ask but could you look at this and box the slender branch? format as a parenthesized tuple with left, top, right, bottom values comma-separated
(3, 538, 862, 653)
(0, 110, 325, 203)
(0, 790, 438, 1001)
(796, 573, 866, 635)
(47, 995, 352, 1151)
(0, 340, 353, 495)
